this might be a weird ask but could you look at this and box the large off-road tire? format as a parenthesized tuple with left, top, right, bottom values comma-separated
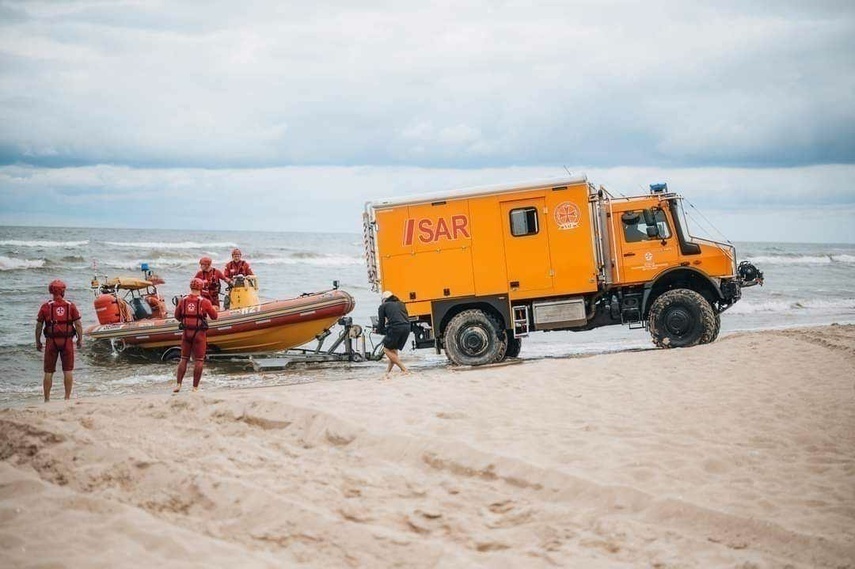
(699, 312, 721, 345)
(648, 289, 716, 348)
(444, 309, 507, 366)
(503, 337, 522, 359)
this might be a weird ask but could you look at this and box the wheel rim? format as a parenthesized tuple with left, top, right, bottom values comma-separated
(459, 325, 489, 357)
(663, 306, 693, 337)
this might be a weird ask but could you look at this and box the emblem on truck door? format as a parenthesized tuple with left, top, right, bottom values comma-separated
(402, 215, 470, 245)
(554, 202, 581, 230)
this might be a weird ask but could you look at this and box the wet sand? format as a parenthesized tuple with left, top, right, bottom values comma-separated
(1, 325, 854, 568)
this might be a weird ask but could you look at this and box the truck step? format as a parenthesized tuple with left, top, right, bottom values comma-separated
(513, 305, 530, 337)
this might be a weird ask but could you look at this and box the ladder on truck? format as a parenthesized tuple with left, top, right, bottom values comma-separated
(512, 305, 530, 337)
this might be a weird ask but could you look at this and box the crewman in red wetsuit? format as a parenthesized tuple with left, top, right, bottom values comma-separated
(35, 280, 84, 402)
(194, 256, 231, 309)
(223, 248, 253, 279)
(173, 278, 218, 393)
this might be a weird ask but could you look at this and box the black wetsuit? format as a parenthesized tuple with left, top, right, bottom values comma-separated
(377, 296, 410, 350)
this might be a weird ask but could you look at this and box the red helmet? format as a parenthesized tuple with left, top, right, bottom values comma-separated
(231, 248, 242, 256)
(190, 278, 205, 291)
(199, 256, 212, 266)
(48, 279, 66, 296)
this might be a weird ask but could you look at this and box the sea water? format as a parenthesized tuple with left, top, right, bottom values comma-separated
(1, 225, 853, 405)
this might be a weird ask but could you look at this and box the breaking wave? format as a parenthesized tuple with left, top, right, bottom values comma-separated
(100, 257, 200, 270)
(253, 255, 363, 267)
(0, 240, 88, 248)
(104, 241, 239, 250)
(745, 254, 855, 265)
(0, 256, 46, 270)
(729, 298, 855, 315)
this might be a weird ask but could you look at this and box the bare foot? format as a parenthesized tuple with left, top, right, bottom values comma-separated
(173, 383, 181, 393)
(192, 386, 199, 392)
(381, 373, 391, 381)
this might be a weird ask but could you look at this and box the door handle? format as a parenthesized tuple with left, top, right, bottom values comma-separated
(623, 252, 636, 257)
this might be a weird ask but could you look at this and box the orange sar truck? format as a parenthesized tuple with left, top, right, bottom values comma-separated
(363, 175, 763, 365)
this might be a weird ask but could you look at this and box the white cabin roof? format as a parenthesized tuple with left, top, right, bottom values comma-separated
(366, 174, 589, 211)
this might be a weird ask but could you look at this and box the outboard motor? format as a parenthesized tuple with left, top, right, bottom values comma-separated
(737, 261, 764, 287)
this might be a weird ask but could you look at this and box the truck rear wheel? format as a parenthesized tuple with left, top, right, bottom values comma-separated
(445, 309, 506, 366)
(648, 289, 715, 348)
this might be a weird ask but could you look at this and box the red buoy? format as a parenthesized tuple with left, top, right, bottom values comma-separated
(94, 294, 122, 325)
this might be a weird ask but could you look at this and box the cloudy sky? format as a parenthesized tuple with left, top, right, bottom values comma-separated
(1, 0, 854, 242)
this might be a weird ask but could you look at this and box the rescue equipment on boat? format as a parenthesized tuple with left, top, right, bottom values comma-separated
(224, 274, 260, 310)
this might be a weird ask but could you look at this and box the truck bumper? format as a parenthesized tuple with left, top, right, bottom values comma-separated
(720, 279, 742, 308)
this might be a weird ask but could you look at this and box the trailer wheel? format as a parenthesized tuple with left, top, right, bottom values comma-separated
(161, 347, 182, 362)
(503, 337, 522, 359)
(445, 309, 506, 366)
(648, 289, 715, 348)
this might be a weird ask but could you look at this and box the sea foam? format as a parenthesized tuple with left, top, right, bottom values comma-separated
(104, 241, 239, 249)
(0, 240, 88, 248)
(746, 254, 855, 265)
(0, 256, 46, 270)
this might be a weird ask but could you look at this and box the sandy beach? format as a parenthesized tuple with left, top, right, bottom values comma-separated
(1, 325, 853, 568)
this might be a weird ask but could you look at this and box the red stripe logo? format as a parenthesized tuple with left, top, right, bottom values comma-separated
(403, 219, 415, 246)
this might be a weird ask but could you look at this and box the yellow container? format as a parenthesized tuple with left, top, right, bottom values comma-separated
(228, 275, 260, 309)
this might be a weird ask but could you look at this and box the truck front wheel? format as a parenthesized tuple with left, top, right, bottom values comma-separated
(648, 289, 716, 348)
(699, 312, 721, 345)
(445, 309, 507, 366)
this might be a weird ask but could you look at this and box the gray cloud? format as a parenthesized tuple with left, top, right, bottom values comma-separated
(1, 1, 853, 169)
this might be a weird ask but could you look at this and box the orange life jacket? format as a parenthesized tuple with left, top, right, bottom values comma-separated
(44, 301, 77, 339)
(177, 296, 209, 331)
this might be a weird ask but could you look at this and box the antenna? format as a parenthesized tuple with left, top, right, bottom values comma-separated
(563, 165, 572, 176)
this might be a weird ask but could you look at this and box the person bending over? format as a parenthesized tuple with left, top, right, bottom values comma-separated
(377, 290, 410, 379)
(173, 278, 218, 393)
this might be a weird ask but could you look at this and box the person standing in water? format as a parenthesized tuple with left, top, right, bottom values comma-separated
(173, 278, 218, 393)
(35, 280, 83, 402)
(376, 290, 410, 379)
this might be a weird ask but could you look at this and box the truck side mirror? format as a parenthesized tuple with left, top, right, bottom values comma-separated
(646, 225, 660, 238)
(642, 208, 656, 226)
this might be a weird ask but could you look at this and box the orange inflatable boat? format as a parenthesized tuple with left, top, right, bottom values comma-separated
(84, 274, 355, 354)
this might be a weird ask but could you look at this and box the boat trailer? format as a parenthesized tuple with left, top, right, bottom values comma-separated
(160, 317, 386, 371)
